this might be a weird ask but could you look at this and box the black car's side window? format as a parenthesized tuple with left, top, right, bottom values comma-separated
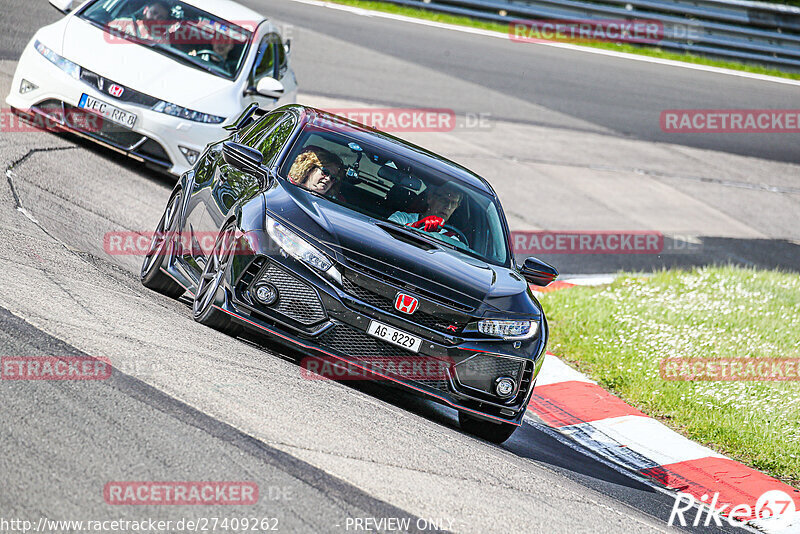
(256, 116, 297, 166)
(239, 111, 284, 147)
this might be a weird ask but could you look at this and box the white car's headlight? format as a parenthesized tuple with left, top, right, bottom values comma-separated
(34, 40, 80, 80)
(266, 217, 340, 283)
(478, 319, 538, 340)
(152, 100, 225, 124)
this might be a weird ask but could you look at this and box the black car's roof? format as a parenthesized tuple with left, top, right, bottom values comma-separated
(280, 105, 496, 196)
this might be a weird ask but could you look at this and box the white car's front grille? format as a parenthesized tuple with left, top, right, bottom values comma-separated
(79, 70, 159, 108)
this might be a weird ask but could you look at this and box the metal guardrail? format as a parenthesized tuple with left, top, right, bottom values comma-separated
(375, 0, 800, 70)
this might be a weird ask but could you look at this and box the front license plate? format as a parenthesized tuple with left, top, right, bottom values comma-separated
(367, 320, 422, 353)
(78, 93, 137, 128)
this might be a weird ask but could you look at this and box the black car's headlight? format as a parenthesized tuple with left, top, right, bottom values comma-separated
(152, 100, 225, 124)
(34, 40, 80, 80)
(478, 319, 538, 340)
(266, 216, 341, 283)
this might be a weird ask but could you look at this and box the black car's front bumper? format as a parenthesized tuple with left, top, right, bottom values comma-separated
(232, 251, 545, 425)
(165, 251, 545, 426)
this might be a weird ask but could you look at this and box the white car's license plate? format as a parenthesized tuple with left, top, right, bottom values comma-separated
(78, 94, 137, 128)
(367, 320, 422, 353)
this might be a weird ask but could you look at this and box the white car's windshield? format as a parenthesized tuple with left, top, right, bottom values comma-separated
(79, 0, 253, 79)
(279, 125, 511, 267)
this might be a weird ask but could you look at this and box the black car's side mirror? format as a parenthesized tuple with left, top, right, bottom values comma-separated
(519, 257, 558, 287)
(222, 141, 264, 175)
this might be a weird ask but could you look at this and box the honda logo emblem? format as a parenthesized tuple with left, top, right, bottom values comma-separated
(108, 84, 124, 98)
(394, 293, 418, 315)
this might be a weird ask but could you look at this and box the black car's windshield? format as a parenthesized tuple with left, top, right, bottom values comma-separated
(279, 125, 511, 266)
(79, 0, 252, 79)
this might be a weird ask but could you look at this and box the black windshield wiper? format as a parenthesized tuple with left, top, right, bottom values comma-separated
(375, 221, 445, 251)
(378, 221, 498, 264)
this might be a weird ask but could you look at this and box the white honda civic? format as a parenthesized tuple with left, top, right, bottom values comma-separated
(6, 0, 298, 176)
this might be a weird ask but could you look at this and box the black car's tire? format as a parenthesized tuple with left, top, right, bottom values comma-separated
(192, 221, 242, 337)
(458, 412, 518, 444)
(141, 190, 185, 298)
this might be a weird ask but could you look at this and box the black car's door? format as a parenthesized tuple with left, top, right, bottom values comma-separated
(205, 111, 298, 231)
(180, 112, 283, 278)
(179, 144, 221, 276)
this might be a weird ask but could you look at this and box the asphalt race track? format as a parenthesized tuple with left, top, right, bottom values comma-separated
(0, 0, 797, 532)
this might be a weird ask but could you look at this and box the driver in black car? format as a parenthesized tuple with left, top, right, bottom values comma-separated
(389, 182, 464, 247)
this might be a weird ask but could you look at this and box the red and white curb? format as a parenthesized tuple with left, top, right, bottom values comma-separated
(526, 277, 800, 533)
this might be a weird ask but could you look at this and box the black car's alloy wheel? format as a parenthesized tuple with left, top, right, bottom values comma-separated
(458, 412, 518, 444)
(140, 190, 185, 298)
(192, 221, 242, 336)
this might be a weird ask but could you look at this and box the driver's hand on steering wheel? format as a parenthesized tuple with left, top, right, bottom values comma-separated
(408, 216, 444, 232)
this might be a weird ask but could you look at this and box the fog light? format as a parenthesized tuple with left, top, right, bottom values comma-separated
(253, 283, 278, 305)
(495, 377, 516, 398)
(20, 79, 38, 94)
(179, 146, 200, 165)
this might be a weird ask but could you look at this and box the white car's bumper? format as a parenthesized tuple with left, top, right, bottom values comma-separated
(6, 40, 297, 176)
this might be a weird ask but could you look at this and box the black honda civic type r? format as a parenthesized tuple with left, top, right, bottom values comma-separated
(141, 104, 558, 443)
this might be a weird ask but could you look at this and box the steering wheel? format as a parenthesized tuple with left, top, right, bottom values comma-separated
(194, 49, 225, 63)
(440, 224, 468, 247)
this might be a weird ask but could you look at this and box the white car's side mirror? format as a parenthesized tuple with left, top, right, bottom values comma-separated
(255, 77, 285, 99)
(49, 0, 76, 14)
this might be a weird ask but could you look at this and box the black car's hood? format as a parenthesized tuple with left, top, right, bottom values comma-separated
(265, 185, 539, 316)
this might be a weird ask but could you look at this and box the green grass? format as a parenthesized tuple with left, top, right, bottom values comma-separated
(325, 0, 800, 80)
(538, 266, 800, 487)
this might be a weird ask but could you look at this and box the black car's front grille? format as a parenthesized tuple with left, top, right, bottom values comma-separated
(255, 262, 327, 326)
(454, 353, 532, 401)
(80, 70, 160, 107)
(342, 276, 467, 334)
(317, 324, 450, 392)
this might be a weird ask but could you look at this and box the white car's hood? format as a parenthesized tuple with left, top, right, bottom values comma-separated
(61, 17, 235, 111)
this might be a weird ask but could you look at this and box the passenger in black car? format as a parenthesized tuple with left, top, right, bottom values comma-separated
(287, 146, 346, 197)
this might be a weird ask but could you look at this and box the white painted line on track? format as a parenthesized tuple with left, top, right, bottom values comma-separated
(580, 415, 727, 466)
(562, 275, 618, 286)
(287, 0, 800, 87)
(536, 354, 596, 386)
